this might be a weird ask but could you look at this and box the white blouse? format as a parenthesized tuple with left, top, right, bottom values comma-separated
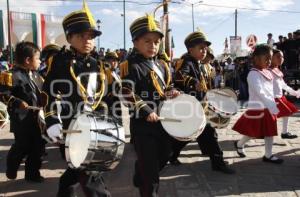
(247, 69, 278, 114)
(270, 68, 297, 98)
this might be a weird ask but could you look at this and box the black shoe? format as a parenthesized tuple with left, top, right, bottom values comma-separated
(212, 164, 236, 174)
(6, 169, 17, 180)
(234, 141, 246, 158)
(25, 175, 45, 183)
(57, 188, 78, 197)
(262, 155, 284, 164)
(133, 172, 141, 187)
(169, 158, 182, 166)
(281, 132, 297, 139)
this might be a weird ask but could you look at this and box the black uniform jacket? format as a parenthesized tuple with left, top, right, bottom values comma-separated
(42, 47, 107, 129)
(174, 53, 209, 100)
(120, 50, 172, 135)
(0, 67, 43, 132)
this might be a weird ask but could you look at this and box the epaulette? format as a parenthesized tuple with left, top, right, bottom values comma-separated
(175, 59, 184, 72)
(104, 68, 113, 85)
(0, 71, 12, 87)
(119, 60, 129, 79)
(45, 56, 54, 76)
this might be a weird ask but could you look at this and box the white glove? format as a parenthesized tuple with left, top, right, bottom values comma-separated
(269, 106, 279, 116)
(46, 123, 63, 143)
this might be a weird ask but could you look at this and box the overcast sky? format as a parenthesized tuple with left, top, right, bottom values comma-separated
(1, 0, 300, 57)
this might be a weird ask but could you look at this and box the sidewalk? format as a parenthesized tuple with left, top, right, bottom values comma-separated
(1, 106, 300, 197)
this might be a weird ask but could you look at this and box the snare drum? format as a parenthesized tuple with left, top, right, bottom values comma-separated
(37, 110, 53, 143)
(0, 102, 8, 130)
(159, 94, 206, 141)
(65, 112, 125, 171)
(205, 88, 238, 129)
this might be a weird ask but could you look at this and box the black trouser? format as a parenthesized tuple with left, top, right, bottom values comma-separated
(132, 122, 173, 197)
(57, 168, 111, 197)
(6, 117, 43, 178)
(170, 124, 223, 162)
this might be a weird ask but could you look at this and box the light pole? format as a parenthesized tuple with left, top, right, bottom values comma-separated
(96, 19, 101, 50)
(6, 0, 13, 64)
(123, 0, 126, 50)
(180, 0, 203, 32)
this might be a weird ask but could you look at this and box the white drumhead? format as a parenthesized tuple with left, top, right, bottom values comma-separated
(222, 88, 238, 101)
(206, 89, 238, 115)
(65, 114, 91, 168)
(159, 94, 206, 139)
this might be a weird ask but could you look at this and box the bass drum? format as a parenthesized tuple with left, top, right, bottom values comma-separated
(65, 112, 125, 171)
(159, 94, 206, 141)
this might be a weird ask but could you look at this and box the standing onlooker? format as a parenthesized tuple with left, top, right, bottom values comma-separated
(267, 33, 275, 48)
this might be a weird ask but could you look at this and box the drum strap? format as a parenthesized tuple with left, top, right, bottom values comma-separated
(149, 60, 166, 88)
(111, 71, 121, 84)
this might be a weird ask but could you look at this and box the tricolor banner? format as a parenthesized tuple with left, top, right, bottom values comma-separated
(0, 10, 4, 48)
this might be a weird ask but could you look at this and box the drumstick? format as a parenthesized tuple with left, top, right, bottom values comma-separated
(214, 90, 230, 97)
(61, 130, 82, 134)
(158, 117, 182, 122)
(27, 106, 42, 111)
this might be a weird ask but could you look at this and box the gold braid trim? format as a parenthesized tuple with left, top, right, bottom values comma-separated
(45, 111, 56, 118)
(150, 71, 165, 97)
(119, 60, 129, 79)
(160, 60, 171, 88)
(186, 77, 193, 87)
(69, 60, 106, 110)
(137, 103, 147, 110)
(198, 72, 208, 92)
(92, 61, 106, 110)
(70, 64, 88, 103)
(105, 68, 113, 85)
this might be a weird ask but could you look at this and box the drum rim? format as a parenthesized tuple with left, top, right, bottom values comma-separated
(159, 93, 206, 141)
(65, 112, 126, 170)
(206, 88, 238, 115)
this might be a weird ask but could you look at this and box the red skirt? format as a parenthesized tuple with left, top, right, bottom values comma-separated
(232, 109, 277, 138)
(276, 96, 298, 118)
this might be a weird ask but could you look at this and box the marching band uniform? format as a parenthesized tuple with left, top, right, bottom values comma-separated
(173, 31, 235, 174)
(42, 7, 110, 197)
(270, 67, 299, 138)
(0, 66, 44, 182)
(39, 44, 61, 78)
(120, 15, 175, 196)
(103, 52, 122, 121)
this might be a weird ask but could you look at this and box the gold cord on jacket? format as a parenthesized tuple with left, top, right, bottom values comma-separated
(69, 60, 106, 110)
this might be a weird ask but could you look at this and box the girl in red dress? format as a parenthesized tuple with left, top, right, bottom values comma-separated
(270, 49, 299, 139)
(233, 44, 283, 164)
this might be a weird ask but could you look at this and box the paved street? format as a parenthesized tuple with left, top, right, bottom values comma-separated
(0, 104, 300, 197)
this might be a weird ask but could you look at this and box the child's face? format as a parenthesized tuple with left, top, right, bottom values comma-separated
(68, 30, 95, 54)
(188, 43, 208, 61)
(133, 32, 161, 58)
(27, 51, 41, 71)
(254, 51, 273, 69)
(108, 59, 118, 69)
(271, 51, 284, 67)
